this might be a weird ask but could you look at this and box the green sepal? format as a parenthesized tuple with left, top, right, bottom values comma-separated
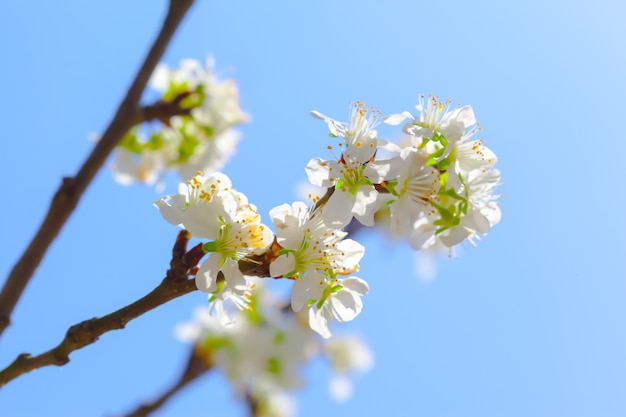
(438, 188, 464, 200)
(173, 124, 201, 165)
(145, 131, 165, 151)
(438, 156, 452, 171)
(331, 284, 343, 293)
(273, 330, 286, 344)
(432, 131, 448, 147)
(203, 241, 218, 253)
(267, 357, 281, 376)
(162, 80, 190, 102)
(118, 128, 143, 154)
(382, 179, 400, 197)
(200, 335, 231, 352)
(431, 201, 460, 234)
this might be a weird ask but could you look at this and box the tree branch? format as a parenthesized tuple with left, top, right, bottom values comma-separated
(137, 92, 195, 126)
(0, 0, 195, 339)
(0, 230, 201, 388)
(122, 347, 212, 417)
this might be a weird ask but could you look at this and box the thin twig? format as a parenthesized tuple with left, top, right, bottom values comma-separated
(0, 0, 195, 339)
(122, 347, 213, 417)
(0, 230, 201, 388)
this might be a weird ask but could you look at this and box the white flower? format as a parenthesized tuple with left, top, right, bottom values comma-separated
(324, 335, 373, 373)
(269, 202, 364, 280)
(174, 304, 234, 343)
(305, 157, 381, 227)
(151, 57, 249, 136)
(113, 58, 249, 187)
(307, 103, 398, 228)
(306, 277, 369, 339)
(177, 129, 242, 181)
(110, 148, 165, 187)
(311, 101, 381, 164)
(268, 202, 365, 319)
(154, 171, 233, 238)
(387, 146, 440, 235)
(155, 171, 273, 293)
(444, 135, 498, 191)
(324, 335, 374, 401)
(437, 168, 501, 247)
(206, 261, 255, 325)
(248, 380, 296, 417)
(386, 94, 476, 147)
(408, 168, 501, 249)
(195, 200, 273, 292)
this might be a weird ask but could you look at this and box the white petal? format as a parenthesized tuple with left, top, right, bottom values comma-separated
(341, 277, 369, 296)
(291, 276, 309, 312)
(329, 375, 353, 402)
(222, 258, 246, 289)
(334, 240, 365, 269)
(353, 186, 379, 226)
(305, 158, 334, 187)
(383, 111, 412, 126)
(154, 195, 186, 227)
(322, 190, 355, 228)
(454, 105, 476, 127)
(270, 254, 296, 277)
(364, 158, 398, 183)
(308, 307, 331, 339)
(439, 226, 471, 247)
(330, 290, 362, 322)
(148, 63, 170, 91)
(195, 253, 221, 292)
(463, 205, 491, 234)
(409, 221, 436, 250)
(182, 203, 222, 239)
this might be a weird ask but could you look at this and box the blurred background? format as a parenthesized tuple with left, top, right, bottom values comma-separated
(1, 0, 625, 416)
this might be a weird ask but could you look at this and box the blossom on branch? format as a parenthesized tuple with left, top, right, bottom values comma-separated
(269, 201, 367, 338)
(306, 102, 398, 228)
(110, 57, 248, 186)
(155, 171, 273, 322)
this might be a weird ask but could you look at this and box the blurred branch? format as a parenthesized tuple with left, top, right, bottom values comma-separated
(0, 230, 201, 388)
(137, 91, 195, 126)
(122, 347, 212, 417)
(0, 0, 195, 339)
(245, 392, 260, 417)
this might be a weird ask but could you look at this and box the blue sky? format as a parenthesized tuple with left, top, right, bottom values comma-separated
(1, 0, 626, 416)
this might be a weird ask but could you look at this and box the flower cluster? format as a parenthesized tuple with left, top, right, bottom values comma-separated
(176, 285, 373, 416)
(111, 58, 249, 186)
(308, 97, 501, 250)
(269, 202, 368, 339)
(154, 95, 501, 339)
(155, 171, 273, 324)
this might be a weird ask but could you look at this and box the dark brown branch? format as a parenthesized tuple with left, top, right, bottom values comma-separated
(0, 0, 195, 339)
(0, 230, 201, 388)
(138, 91, 196, 126)
(122, 347, 213, 417)
(246, 390, 261, 417)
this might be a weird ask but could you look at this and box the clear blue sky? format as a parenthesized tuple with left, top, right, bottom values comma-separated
(1, 0, 626, 416)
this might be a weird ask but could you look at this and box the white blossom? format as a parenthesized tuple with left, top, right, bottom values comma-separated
(306, 277, 369, 339)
